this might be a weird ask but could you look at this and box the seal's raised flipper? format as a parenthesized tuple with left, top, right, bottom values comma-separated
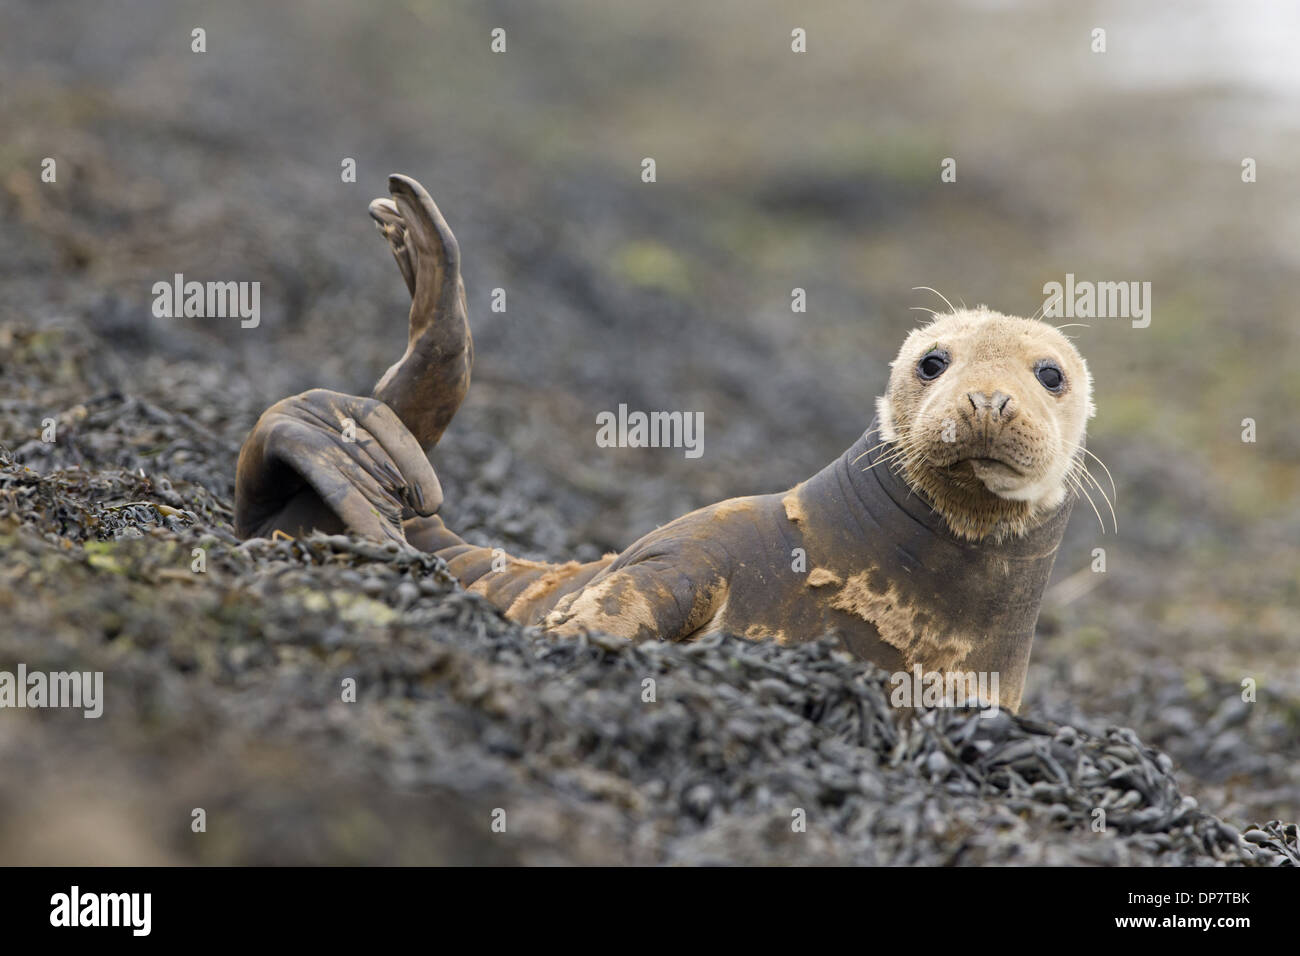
(234, 174, 468, 544)
(370, 174, 473, 454)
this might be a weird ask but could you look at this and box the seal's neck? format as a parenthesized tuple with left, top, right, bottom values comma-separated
(821, 422, 1075, 551)
(799, 423, 1075, 712)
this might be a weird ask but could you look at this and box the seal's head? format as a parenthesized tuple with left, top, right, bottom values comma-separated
(876, 306, 1094, 541)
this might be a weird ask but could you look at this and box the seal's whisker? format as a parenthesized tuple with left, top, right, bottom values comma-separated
(851, 439, 894, 465)
(860, 446, 907, 473)
(1074, 462, 1117, 533)
(1066, 457, 1116, 534)
(912, 286, 958, 316)
(1067, 471, 1107, 535)
(1030, 293, 1062, 323)
(864, 441, 916, 475)
(861, 459, 898, 474)
(1079, 446, 1117, 499)
(1065, 443, 1118, 532)
(897, 450, 935, 504)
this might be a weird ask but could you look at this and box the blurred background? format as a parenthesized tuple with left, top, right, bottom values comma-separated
(0, 0, 1296, 859)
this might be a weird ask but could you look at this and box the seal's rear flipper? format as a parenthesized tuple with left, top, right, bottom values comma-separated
(369, 174, 474, 455)
(386, 173, 464, 343)
(369, 197, 416, 298)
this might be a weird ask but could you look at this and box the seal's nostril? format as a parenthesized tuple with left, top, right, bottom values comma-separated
(967, 391, 1000, 417)
(993, 391, 1018, 420)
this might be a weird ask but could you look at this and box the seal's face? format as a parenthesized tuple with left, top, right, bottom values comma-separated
(876, 307, 1094, 541)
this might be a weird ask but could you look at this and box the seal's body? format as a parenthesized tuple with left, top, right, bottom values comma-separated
(401, 428, 1069, 711)
(236, 174, 1096, 712)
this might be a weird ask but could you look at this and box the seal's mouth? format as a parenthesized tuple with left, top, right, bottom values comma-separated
(966, 456, 1023, 475)
(942, 455, 1034, 499)
(947, 456, 1024, 478)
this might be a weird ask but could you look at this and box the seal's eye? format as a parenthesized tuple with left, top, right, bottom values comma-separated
(916, 350, 949, 381)
(1035, 360, 1065, 392)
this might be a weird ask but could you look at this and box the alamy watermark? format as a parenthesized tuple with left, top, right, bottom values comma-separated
(596, 404, 703, 459)
(889, 665, 1000, 718)
(151, 273, 260, 328)
(50, 886, 150, 936)
(0, 664, 103, 718)
(1041, 273, 1151, 328)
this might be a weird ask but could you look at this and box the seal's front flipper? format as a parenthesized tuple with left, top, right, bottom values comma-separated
(370, 174, 474, 454)
(542, 561, 728, 643)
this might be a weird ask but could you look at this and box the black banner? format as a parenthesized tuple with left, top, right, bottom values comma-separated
(0, 865, 1286, 942)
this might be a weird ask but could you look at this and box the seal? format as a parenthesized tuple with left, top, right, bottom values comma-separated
(235, 174, 1104, 712)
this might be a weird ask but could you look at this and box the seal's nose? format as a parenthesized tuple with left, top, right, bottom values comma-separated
(966, 391, 1018, 422)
